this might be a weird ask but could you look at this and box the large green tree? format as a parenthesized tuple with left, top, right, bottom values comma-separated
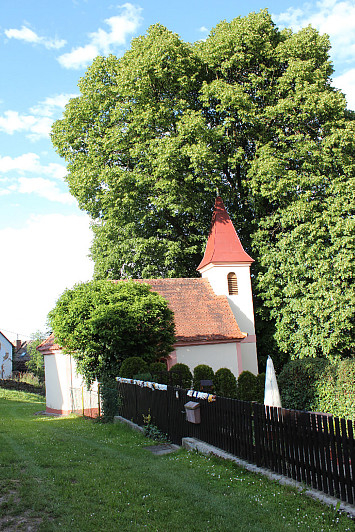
(48, 280, 175, 384)
(51, 10, 354, 367)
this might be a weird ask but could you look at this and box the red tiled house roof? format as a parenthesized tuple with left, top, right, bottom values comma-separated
(135, 278, 245, 345)
(39, 277, 245, 353)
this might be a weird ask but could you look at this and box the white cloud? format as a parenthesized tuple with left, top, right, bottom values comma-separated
(0, 93, 77, 140)
(0, 110, 53, 139)
(9, 177, 75, 205)
(58, 2, 142, 69)
(0, 153, 66, 180)
(30, 93, 78, 117)
(333, 68, 355, 109)
(199, 26, 209, 33)
(0, 214, 94, 341)
(4, 25, 66, 50)
(58, 44, 98, 70)
(0, 153, 72, 204)
(273, 1, 355, 63)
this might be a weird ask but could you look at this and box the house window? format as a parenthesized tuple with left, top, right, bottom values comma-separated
(227, 272, 238, 295)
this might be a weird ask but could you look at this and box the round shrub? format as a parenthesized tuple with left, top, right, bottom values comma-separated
(255, 372, 266, 404)
(99, 376, 120, 422)
(214, 368, 237, 398)
(193, 364, 214, 391)
(119, 357, 148, 378)
(278, 358, 329, 411)
(149, 362, 169, 384)
(236, 371, 257, 401)
(133, 372, 152, 381)
(169, 363, 192, 389)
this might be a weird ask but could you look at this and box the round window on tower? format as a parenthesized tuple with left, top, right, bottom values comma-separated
(227, 272, 238, 295)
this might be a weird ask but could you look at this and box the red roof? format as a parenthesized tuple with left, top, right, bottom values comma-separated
(37, 333, 60, 355)
(39, 278, 245, 354)
(197, 197, 253, 270)
(136, 278, 245, 344)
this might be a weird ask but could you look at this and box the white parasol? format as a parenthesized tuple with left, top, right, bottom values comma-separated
(264, 356, 282, 408)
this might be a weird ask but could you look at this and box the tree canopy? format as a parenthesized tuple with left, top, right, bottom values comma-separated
(26, 331, 46, 381)
(48, 280, 175, 384)
(51, 9, 354, 368)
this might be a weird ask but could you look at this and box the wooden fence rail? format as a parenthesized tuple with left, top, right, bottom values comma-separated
(116, 380, 354, 505)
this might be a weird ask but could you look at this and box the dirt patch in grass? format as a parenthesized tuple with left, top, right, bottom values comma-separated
(0, 484, 45, 532)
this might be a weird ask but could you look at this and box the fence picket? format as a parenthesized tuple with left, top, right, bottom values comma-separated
(346, 420, 355, 505)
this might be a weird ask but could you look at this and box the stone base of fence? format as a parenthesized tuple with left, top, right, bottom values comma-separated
(114, 415, 144, 433)
(182, 437, 355, 518)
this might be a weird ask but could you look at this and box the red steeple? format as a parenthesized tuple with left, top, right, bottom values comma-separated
(197, 197, 254, 271)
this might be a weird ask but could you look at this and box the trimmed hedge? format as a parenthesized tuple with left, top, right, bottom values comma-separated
(119, 357, 148, 378)
(278, 358, 330, 412)
(193, 365, 214, 391)
(255, 373, 266, 404)
(149, 362, 169, 385)
(214, 368, 237, 398)
(169, 363, 192, 389)
(236, 371, 265, 403)
(278, 357, 355, 419)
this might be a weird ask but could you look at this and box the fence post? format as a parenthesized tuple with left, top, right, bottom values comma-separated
(82, 387, 84, 416)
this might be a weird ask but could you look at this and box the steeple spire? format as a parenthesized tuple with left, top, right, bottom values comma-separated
(197, 197, 253, 271)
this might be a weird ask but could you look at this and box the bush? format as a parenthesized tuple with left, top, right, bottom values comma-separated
(278, 358, 329, 411)
(133, 372, 152, 381)
(193, 365, 214, 391)
(214, 368, 237, 398)
(48, 279, 176, 385)
(334, 359, 355, 419)
(12, 372, 42, 387)
(26, 333, 46, 381)
(119, 357, 148, 378)
(149, 362, 169, 384)
(255, 372, 266, 404)
(99, 376, 120, 422)
(317, 358, 355, 419)
(169, 363, 192, 389)
(236, 371, 258, 401)
(0, 379, 45, 396)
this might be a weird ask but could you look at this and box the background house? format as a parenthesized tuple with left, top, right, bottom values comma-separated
(0, 331, 13, 379)
(12, 340, 29, 373)
(39, 198, 259, 415)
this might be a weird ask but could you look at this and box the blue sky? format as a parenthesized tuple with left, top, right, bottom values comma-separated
(1, 0, 354, 343)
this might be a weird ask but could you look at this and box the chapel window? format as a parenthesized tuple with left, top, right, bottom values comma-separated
(227, 272, 238, 295)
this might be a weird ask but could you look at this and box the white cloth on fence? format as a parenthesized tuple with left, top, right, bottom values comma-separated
(116, 377, 216, 400)
(116, 377, 167, 391)
(187, 389, 216, 402)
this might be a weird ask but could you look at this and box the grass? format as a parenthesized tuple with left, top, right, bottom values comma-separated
(0, 389, 354, 532)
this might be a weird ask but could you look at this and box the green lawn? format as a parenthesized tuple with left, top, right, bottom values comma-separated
(0, 389, 353, 532)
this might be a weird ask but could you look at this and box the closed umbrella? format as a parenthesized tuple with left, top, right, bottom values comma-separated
(264, 356, 282, 408)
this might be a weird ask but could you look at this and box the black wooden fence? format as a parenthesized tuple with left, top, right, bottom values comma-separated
(116, 380, 354, 505)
